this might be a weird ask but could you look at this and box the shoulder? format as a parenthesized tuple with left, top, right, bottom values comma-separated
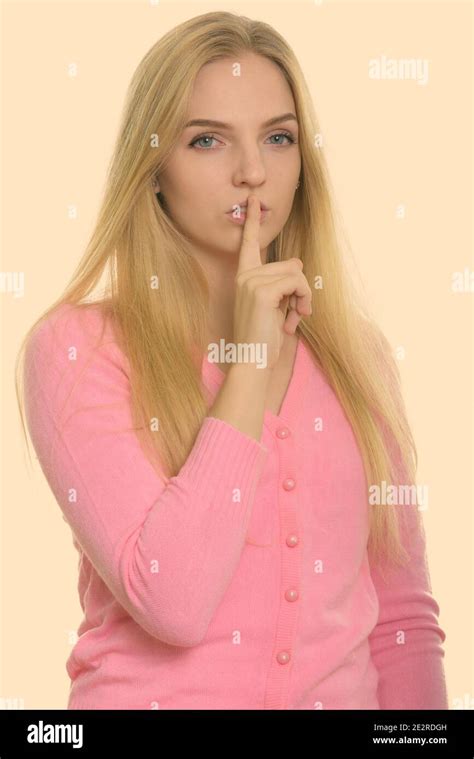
(27, 300, 113, 347)
(24, 301, 130, 414)
(26, 301, 126, 366)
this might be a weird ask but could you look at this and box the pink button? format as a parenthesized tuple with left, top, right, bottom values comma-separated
(276, 427, 290, 439)
(277, 651, 291, 665)
(282, 478, 296, 491)
(286, 534, 299, 547)
(285, 588, 299, 602)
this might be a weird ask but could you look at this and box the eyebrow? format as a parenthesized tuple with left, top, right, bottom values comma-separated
(183, 112, 298, 130)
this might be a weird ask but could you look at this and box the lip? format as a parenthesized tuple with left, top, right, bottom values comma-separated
(226, 208, 269, 224)
(226, 200, 269, 212)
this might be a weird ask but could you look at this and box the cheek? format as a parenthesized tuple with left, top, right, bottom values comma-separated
(178, 196, 220, 233)
(269, 201, 294, 233)
(177, 169, 219, 212)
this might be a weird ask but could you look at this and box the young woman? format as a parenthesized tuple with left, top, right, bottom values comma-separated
(16, 11, 448, 710)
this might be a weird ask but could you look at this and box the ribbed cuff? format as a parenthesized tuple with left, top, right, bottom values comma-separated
(178, 415, 269, 500)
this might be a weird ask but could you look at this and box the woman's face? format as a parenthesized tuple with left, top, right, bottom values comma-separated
(155, 52, 301, 263)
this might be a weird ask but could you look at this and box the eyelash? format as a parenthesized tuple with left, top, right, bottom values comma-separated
(188, 130, 296, 150)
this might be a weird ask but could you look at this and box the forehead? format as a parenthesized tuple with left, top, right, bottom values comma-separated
(188, 54, 296, 121)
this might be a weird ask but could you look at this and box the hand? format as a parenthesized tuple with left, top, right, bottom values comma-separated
(232, 193, 312, 370)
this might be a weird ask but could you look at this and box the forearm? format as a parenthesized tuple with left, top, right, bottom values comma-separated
(208, 362, 272, 443)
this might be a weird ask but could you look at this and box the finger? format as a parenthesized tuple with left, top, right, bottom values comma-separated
(236, 194, 262, 276)
(279, 293, 290, 316)
(257, 274, 313, 316)
(238, 257, 304, 279)
(283, 309, 302, 334)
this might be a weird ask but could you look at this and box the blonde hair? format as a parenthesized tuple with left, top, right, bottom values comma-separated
(15, 11, 420, 579)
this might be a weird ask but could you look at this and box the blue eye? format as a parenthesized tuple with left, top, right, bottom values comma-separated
(190, 135, 219, 149)
(268, 132, 295, 146)
(189, 131, 296, 150)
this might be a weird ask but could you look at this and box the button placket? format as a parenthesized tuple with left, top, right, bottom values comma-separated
(263, 421, 302, 709)
(202, 337, 313, 709)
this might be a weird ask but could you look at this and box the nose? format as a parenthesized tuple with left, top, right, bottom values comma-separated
(231, 140, 267, 188)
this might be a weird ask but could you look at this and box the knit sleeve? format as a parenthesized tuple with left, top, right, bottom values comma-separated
(367, 503, 449, 709)
(23, 304, 269, 648)
(366, 330, 448, 709)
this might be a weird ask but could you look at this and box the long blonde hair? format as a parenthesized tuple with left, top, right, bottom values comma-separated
(15, 10, 420, 578)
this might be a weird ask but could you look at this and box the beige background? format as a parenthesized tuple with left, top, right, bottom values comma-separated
(1, 0, 472, 709)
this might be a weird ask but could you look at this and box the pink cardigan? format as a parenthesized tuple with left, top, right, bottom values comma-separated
(23, 303, 448, 710)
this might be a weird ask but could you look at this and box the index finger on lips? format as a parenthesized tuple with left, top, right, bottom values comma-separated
(236, 194, 262, 276)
